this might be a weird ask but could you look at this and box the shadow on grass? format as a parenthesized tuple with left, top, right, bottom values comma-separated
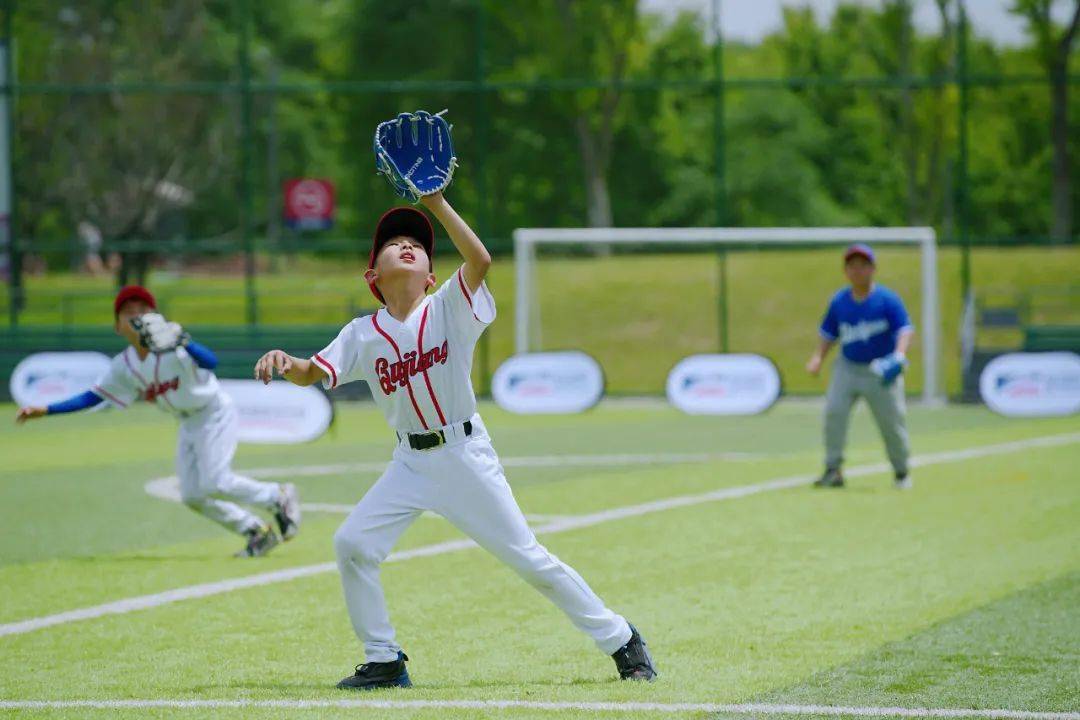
(743, 572, 1079, 711)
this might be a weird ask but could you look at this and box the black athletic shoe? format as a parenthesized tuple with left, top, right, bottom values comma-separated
(813, 468, 845, 488)
(894, 472, 912, 490)
(234, 525, 280, 558)
(274, 483, 301, 540)
(337, 651, 412, 690)
(612, 625, 657, 681)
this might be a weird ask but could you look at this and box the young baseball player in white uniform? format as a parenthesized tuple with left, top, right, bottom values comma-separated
(254, 193, 656, 689)
(16, 285, 301, 557)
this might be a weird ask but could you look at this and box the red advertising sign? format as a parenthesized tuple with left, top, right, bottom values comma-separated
(283, 178, 335, 230)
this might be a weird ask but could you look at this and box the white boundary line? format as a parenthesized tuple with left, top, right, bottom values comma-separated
(144, 450, 769, 518)
(144, 483, 573, 522)
(3, 432, 1077, 640)
(0, 699, 1076, 718)
(247, 450, 766, 479)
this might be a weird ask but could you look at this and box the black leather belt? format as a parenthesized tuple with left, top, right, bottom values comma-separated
(400, 420, 473, 451)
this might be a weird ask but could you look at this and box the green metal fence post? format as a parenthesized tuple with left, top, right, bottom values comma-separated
(711, 0, 726, 226)
(717, 249, 729, 353)
(237, 0, 257, 325)
(3, 1, 19, 328)
(475, 0, 491, 395)
(957, 2, 971, 301)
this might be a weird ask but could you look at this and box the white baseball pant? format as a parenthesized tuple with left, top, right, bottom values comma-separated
(333, 414, 632, 662)
(175, 394, 282, 535)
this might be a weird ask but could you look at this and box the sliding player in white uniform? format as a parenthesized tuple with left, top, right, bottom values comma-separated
(254, 194, 657, 689)
(16, 285, 301, 557)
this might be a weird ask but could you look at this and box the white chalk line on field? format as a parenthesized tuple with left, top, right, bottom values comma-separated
(144, 450, 769, 521)
(3, 431, 1077, 640)
(242, 450, 769, 478)
(143, 449, 768, 509)
(143, 487, 569, 523)
(0, 699, 1076, 718)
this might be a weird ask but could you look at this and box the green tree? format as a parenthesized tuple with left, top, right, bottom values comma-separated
(1010, 0, 1080, 240)
(486, 0, 644, 228)
(13, 1, 239, 281)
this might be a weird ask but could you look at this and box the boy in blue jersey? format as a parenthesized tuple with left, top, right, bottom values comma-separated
(806, 244, 914, 489)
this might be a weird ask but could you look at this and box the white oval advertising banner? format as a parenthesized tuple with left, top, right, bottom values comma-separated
(492, 352, 604, 414)
(979, 352, 1080, 417)
(219, 379, 333, 444)
(10, 352, 113, 407)
(667, 354, 781, 415)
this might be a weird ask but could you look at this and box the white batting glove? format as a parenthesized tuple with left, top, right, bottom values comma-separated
(869, 352, 907, 386)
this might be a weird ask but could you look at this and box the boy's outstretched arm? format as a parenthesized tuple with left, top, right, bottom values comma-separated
(16, 389, 104, 424)
(184, 338, 218, 370)
(420, 192, 491, 292)
(254, 350, 326, 387)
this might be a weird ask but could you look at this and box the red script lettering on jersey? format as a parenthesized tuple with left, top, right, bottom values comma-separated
(144, 377, 180, 402)
(375, 342, 449, 396)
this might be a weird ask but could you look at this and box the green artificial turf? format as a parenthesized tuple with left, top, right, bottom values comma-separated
(1, 400, 1078, 718)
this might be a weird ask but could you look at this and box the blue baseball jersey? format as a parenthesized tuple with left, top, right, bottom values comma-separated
(819, 285, 913, 364)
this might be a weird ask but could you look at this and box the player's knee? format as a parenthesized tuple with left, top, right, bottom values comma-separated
(824, 406, 849, 423)
(205, 470, 235, 494)
(333, 525, 383, 567)
(505, 544, 558, 589)
(180, 490, 208, 510)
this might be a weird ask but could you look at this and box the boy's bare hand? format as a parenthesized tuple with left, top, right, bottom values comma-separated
(806, 355, 823, 376)
(15, 406, 47, 424)
(254, 350, 293, 385)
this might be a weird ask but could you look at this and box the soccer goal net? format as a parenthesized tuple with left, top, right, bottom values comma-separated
(512, 227, 942, 404)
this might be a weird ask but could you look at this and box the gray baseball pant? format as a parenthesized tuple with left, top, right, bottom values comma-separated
(824, 356, 909, 476)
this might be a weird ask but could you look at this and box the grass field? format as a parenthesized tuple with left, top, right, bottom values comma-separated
(4, 245, 1079, 395)
(1, 399, 1078, 719)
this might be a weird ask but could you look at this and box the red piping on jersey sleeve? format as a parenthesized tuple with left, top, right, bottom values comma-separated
(417, 305, 447, 426)
(456, 268, 482, 322)
(312, 353, 338, 389)
(91, 385, 127, 408)
(372, 311, 430, 430)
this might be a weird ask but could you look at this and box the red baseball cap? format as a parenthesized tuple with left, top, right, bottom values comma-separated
(843, 243, 876, 265)
(367, 206, 435, 303)
(113, 285, 156, 317)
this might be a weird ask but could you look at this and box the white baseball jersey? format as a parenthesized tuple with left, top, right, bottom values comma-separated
(312, 265, 496, 433)
(323, 265, 632, 663)
(93, 345, 221, 417)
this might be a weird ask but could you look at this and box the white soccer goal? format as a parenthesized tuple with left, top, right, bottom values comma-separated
(513, 227, 942, 404)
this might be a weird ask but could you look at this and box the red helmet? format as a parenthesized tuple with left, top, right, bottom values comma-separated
(113, 285, 156, 317)
(367, 206, 435, 303)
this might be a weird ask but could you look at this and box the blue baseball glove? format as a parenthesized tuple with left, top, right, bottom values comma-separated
(373, 110, 457, 203)
(870, 352, 908, 386)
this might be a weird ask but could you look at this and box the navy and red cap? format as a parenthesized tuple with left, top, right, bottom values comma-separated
(367, 206, 435, 303)
(113, 285, 156, 317)
(843, 243, 875, 265)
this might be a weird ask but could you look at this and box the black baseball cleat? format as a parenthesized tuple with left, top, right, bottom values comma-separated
(274, 483, 302, 540)
(337, 651, 412, 690)
(612, 624, 657, 681)
(234, 524, 280, 558)
(813, 468, 845, 488)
